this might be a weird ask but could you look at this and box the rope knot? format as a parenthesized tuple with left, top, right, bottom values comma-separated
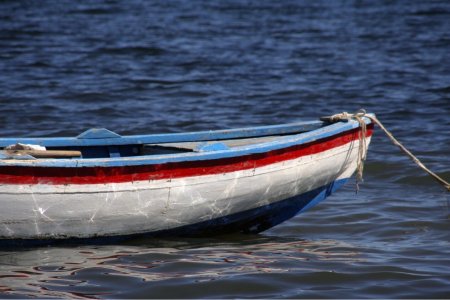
(326, 109, 366, 122)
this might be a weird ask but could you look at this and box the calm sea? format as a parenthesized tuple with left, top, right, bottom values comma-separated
(0, 0, 449, 298)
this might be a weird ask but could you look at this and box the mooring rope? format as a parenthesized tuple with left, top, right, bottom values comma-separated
(325, 109, 450, 192)
(367, 114, 450, 192)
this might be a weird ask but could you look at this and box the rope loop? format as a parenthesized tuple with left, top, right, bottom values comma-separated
(322, 109, 368, 192)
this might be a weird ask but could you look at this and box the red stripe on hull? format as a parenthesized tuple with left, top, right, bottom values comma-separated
(0, 127, 373, 185)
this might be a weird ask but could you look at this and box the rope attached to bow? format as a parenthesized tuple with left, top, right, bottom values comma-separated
(322, 109, 450, 192)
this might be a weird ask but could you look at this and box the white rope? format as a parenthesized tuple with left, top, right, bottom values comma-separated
(326, 109, 450, 192)
(328, 109, 368, 192)
(366, 115, 450, 192)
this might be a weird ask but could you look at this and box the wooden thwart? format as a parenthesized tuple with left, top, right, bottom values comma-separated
(5, 149, 81, 158)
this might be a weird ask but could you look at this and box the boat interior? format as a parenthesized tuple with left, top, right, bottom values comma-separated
(67, 135, 284, 158)
(0, 122, 325, 160)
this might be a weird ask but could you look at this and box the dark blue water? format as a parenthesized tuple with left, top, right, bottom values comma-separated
(0, 0, 449, 298)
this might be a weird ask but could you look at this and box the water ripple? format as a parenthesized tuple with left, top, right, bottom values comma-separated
(0, 0, 449, 298)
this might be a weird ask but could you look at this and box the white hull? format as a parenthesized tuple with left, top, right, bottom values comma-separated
(0, 138, 369, 240)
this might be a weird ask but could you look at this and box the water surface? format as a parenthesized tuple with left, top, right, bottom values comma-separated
(0, 0, 449, 298)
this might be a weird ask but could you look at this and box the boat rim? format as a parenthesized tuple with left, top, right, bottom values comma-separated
(0, 115, 374, 168)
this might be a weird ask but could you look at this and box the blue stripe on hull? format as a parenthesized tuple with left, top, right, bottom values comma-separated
(157, 177, 348, 236)
(0, 178, 348, 248)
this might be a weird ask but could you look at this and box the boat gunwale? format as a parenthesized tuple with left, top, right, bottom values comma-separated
(0, 116, 374, 168)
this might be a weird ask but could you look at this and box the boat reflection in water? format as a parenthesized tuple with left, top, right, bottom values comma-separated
(0, 237, 363, 298)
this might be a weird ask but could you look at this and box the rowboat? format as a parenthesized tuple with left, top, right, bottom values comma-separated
(0, 113, 373, 245)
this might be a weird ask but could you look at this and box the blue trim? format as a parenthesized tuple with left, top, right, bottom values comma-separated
(0, 116, 374, 168)
(0, 178, 348, 248)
